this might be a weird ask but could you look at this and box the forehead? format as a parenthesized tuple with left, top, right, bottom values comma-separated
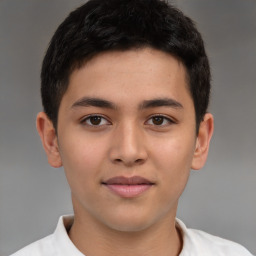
(63, 48, 192, 109)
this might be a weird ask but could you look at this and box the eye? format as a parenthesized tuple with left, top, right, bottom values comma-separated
(81, 115, 110, 126)
(146, 115, 174, 126)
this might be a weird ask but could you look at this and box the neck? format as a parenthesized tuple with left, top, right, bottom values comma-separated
(68, 208, 182, 256)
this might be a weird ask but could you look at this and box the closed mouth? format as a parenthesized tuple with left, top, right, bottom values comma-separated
(102, 176, 154, 185)
(102, 176, 155, 198)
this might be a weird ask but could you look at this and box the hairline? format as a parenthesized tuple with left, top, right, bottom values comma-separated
(54, 46, 196, 132)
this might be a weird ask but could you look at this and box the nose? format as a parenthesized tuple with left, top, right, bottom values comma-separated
(109, 122, 148, 166)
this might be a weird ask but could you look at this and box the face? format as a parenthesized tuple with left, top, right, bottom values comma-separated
(37, 48, 213, 232)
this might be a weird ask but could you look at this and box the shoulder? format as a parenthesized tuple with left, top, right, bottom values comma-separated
(10, 215, 77, 256)
(187, 228, 253, 256)
(10, 234, 56, 256)
(176, 219, 254, 256)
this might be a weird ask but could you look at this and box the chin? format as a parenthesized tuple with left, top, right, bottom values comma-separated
(102, 212, 158, 233)
(108, 221, 152, 233)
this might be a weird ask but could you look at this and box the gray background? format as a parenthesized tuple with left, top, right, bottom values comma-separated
(0, 0, 255, 255)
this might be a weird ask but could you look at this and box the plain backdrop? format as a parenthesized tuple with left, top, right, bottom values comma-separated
(0, 0, 255, 255)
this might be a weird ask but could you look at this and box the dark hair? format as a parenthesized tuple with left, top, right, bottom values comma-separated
(41, 0, 210, 131)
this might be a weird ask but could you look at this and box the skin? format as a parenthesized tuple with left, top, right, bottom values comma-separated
(37, 48, 214, 256)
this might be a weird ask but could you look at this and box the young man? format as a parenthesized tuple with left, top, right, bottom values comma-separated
(11, 0, 253, 255)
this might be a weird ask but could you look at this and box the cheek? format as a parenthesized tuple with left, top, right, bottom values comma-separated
(151, 134, 196, 189)
(58, 133, 109, 190)
(153, 133, 195, 166)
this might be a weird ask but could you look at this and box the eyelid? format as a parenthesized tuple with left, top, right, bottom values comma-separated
(80, 114, 111, 126)
(145, 114, 176, 126)
(80, 114, 176, 127)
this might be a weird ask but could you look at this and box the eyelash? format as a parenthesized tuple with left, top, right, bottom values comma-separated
(80, 115, 111, 126)
(80, 114, 175, 127)
(145, 115, 175, 126)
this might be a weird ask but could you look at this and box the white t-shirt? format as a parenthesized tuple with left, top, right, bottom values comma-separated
(11, 215, 253, 256)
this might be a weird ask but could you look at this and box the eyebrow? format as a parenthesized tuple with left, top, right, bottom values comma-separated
(71, 97, 117, 109)
(71, 97, 183, 110)
(139, 98, 183, 110)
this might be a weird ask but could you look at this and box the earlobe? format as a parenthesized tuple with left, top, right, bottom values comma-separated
(191, 113, 214, 170)
(36, 112, 62, 168)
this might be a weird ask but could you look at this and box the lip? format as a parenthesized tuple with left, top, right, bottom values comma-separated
(102, 176, 154, 198)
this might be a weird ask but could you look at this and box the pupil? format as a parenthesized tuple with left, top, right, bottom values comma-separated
(153, 116, 163, 125)
(90, 116, 101, 125)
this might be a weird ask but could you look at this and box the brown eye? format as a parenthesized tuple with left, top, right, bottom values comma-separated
(89, 116, 102, 125)
(152, 116, 164, 125)
(82, 115, 110, 126)
(146, 115, 174, 126)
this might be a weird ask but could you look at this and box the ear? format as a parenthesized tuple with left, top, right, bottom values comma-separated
(36, 112, 62, 168)
(191, 113, 214, 170)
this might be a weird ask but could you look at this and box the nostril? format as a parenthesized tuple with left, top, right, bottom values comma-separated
(135, 158, 145, 164)
(113, 158, 145, 165)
